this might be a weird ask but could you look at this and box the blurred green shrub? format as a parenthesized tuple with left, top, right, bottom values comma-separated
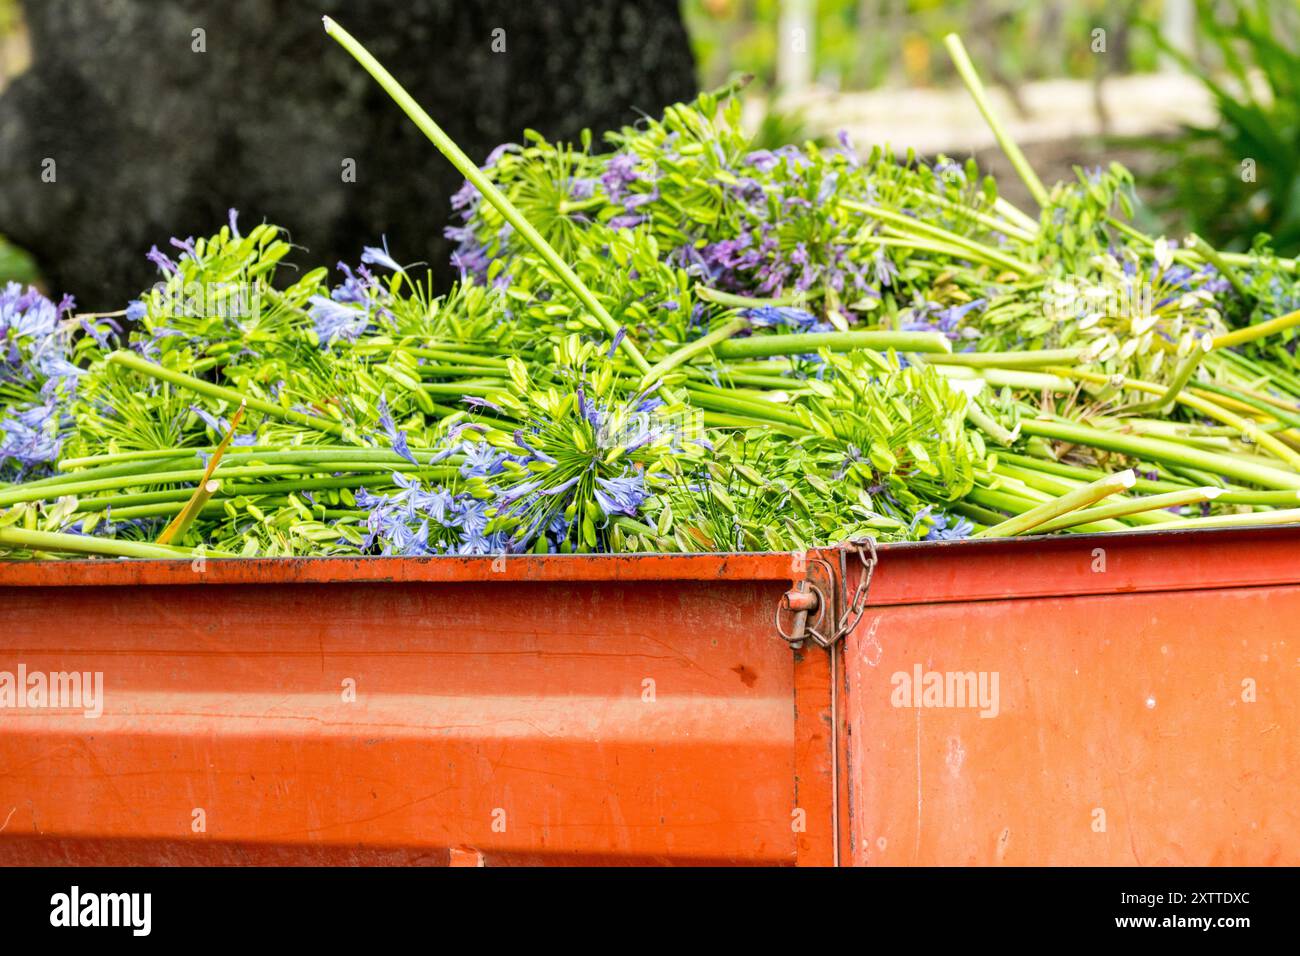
(1135, 0, 1300, 254)
(682, 0, 1166, 92)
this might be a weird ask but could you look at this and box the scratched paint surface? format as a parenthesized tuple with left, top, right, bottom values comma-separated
(0, 579, 804, 865)
(845, 585, 1300, 866)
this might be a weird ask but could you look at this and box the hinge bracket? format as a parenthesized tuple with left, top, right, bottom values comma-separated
(776, 539, 877, 650)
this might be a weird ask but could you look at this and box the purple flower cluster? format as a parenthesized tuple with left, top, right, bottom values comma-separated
(310, 247, 405, 348)
(902, 298, 984, 343)
(922, 510, 975, 541)
(445, 145, 520, 284)
(353, 431, 522, 556)
(743, 305, 832, 333)
(1, 283, 81, 479)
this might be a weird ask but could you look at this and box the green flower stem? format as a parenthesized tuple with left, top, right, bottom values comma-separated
(853, 234, 997, 261)
(683, 386, 807, 428)
(107, 350, 346, 437)
(0, 461, 448, 507)
(641, 319, 751, 388)
(931, 365, 1075, 392)
(964, 485, 1130, 533)
(1149, 507, 1300, 530)
(974, 470, 1136, 538)
(1176, 392, 1300, 471)
(943, 33, 1050, 208)
(682, 367, 808, 390)
(993, 196, 1040, 233)
(1133, 339, 1212, 413)
(418, 381, 503, 397)
(1212, 308, 1300, 350)
(38, 455, 193, 486)
(1187, 234, 1252, 302)
(700, 411, 806, 436)
(1020, 419, 1300, 490)
(323, 17, 663, 387)
(161, 479, 221, 544)
(903, 186, 1036, 242)
(715, 330, 950, 359)
(843, 201, 1038, 276)
(417, 364, 511, 377)
(920, 348, 1089, 369)
(1194, 382, 1300, 430)
(1033, 487, 1220, 533)
(694, 288, 813, 309)
(965, 402, 1018, 445)
(71, 469, 461, 512)
(408, 348, 509, 367)
(0, 526, 195, 560)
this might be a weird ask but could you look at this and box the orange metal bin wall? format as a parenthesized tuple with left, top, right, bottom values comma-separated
(1, 528, 1297, 866)
(840, 528, 1300, 866)
(0, 554, 836, 866)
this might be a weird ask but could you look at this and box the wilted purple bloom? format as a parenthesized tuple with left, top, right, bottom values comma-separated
(513, 429, 557, 465)
(375, 394, 418, 465)
(228, 208, 242, 238)
(873, 248, 898, 287)
(835, 130, 860, 167)
(594, 473, 647, 517)
(924, 511, 975, 541)
(601, 152, 641, 203)
(361, 239, 405, 274)
(309, 296, 370, 346)
(569, 177, 598, 201)
(484, 142, 519, 168)
(609, 214, 646, 230)
(745, 150, 779, 173)
(170, 236, 198, 260)
(463, 395, 506, 416)
(743, 305, 822, 331)
(450, 180, 479, 213)
(0, 399, 62, 472)
(146, 245, 178, 275)
(606, 327, 627, 357)
(817, 172, 839, 204)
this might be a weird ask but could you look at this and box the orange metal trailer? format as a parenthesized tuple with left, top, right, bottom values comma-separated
(0, 527, 1296, 865)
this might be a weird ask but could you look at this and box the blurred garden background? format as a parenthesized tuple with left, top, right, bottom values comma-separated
(2, 0, 1298, 290)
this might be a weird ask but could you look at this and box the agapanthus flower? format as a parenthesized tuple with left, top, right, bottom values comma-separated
(361, 239, 405, 274)
(309, 295, 370, 347)
(375, 394, 418, 465)
(601, 152, 641, 203)
(743, 305, 826, 332)
(594, 473, 648, 516)
(921, 509, 975, 541)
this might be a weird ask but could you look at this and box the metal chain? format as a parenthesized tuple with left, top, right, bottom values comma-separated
(775, 540, 878, 650)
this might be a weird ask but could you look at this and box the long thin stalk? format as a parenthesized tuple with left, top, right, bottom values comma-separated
(323, 17, 660, 386)
(1033, 487, 1220, 533)
(641, 319, 750, 388)
(974, 470, 1137, 537)
(943, 34, 1049, 208)
(1021, 419, 1300, 490)
(716, 330, 950, 359)
(108, 351, 345, 437)
(0, 526, 195, 560)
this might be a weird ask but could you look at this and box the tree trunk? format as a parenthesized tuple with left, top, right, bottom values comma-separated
(0, 0, 698, 309)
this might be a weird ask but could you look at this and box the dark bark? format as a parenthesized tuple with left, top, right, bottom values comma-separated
(0, 0, 697, 309)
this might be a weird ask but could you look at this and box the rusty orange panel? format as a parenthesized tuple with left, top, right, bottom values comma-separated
(842, 529, 1300, 866)
(0, 572, 839, 866)
(3, 528, 1299, 867)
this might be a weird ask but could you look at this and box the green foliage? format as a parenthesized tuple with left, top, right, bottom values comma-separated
(1135, 0, 1300, 254)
